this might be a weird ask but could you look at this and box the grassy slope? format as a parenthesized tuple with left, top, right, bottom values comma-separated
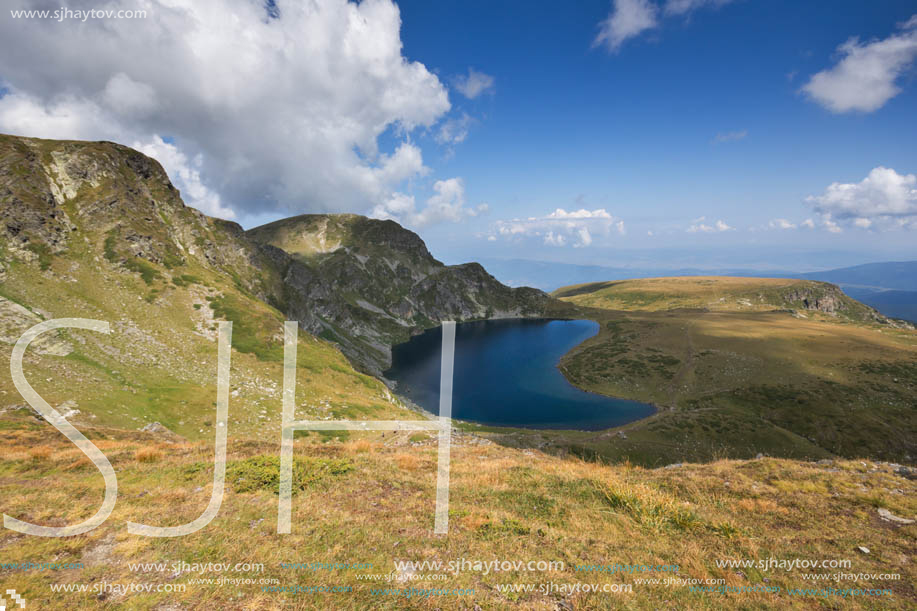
(529, 278, 917, 466)
(0, 419, 914, 610)
(553, 276, 876, 317)
(0, 253, 412, 441)
(0, 136, 418, 442)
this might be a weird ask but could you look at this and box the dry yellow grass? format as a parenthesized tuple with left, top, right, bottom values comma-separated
(134, 446, 163, 463)
(0, 418, 914, 609)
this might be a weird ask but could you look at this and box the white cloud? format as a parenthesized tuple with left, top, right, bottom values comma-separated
(547, 208, 613, 220)
(687, 216, 733, 233)
(594, 0, 736, 51)
(453, 68, 495, 99)
(801, 218, 816, 229)
(802, 15, 917, 113)
(805, 166, 917, 230)
(768, 218, 796, 230)
(491, 208, 624, 248)
(713, 129, 747, 143)
(593, 0, 658, 52)
(370, 178, 487, 228)
(0, 0, 453, 221)
(103, 73, 157, 117)
(437, 112, 475, 145)
(823, 216, 843, 233)
(135, 135, 235, 219)
(664, 0, 734, 16)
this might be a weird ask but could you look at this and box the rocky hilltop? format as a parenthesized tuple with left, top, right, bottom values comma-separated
(0, 134, 283, 300)
(248, 214, 548, 374)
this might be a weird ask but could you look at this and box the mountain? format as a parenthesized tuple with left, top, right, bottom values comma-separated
(841, 286, 917, 324)
(800, 260, 917, 291)
(0, 134, 549, 433)
(248, 215, 549, 375)
(482, 257, 917, 324)
(545, 276, 917, 464)
(0, 134, 417, 439)
(1, 135, 916, 609)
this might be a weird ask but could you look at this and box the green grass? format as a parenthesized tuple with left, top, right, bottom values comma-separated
(209, 294, 284, 361)
(225, 454, 354, 494)
(25, 242, 53, 270)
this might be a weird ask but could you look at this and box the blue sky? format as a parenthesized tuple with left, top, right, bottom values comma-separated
(1, 0, 915, 270)
(395, 0, 917, 267)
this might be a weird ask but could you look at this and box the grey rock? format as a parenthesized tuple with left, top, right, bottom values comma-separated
(877, 508, 914, 525)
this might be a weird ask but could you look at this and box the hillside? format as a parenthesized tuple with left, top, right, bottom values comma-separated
(247, 214, 549, 375)
(0, 417, 914, 610)
(536, 277, 917, 465)
(552, 276, 898, 324)
(0, 134, 419, 441)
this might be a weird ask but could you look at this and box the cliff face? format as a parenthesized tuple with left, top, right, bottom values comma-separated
(781, 282, 905, 326)
(248, 214, 549, 375)
(1, 134, 549, 378)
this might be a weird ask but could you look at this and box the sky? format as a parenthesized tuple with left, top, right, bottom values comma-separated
(1, 0, 916, 270)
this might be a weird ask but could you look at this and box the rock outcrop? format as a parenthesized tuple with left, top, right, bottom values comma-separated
(248, 214, 549, 375)
(1, 134, 549, 377)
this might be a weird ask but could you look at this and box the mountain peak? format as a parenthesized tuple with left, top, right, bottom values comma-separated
(247, 213, 436, 264)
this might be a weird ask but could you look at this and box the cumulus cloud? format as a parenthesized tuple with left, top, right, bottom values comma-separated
(802, 15, 917, 113)
(0, 0, 454, 221)
(491, 208, 625, 248)
(135, 136, 235, 219)
(713, 129, 747, 143)
(805, 166, 917, 230)
(687, 217, 733, 233)
(453, 68, 495, 99)
(594, 0, 658, 52)
(768, 218, 796, 230)
(370, 178, 487, 228)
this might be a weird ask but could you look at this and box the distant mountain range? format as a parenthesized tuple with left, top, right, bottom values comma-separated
(480, 258, 917, 323)
(799, 261, 917, 291)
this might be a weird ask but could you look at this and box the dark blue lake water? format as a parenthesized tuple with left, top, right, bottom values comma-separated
(384, 318, 655, 430)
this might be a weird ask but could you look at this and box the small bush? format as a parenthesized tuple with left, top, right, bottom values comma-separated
(478, 518, 531, 537)
(28, 445, 53, 461)
(598, 482, 702, 532)
(25, 243, 53, 270)
(226, 455, 353, 494)
(395, 453, 421, 471)
(134, 447, 163, 463)
(124, 257, 159, 285)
